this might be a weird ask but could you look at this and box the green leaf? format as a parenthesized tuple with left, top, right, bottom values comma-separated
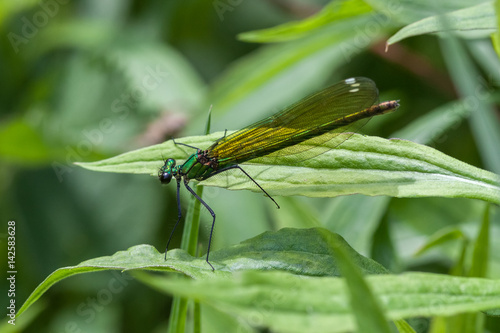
(76, 132, 500, 204)
(237, 0, 372, 43)
(467, 39, 500, 85)
(17, 228, 387, 318)
(137, 270, 500, 333)
(387, 1, 496, 45)
(210, 228, 388, 275)
(394, 319, 418, 333)
(371, 216, 399, 272)
(440, 35, 500, 175)
(364, 0, 480, 24)
(205, 15, 393, 133)
(321, 229, 393, 333)
(323, 97, 475, 259)
(494, 0, 500, 57)
(469, 205, 490, 278)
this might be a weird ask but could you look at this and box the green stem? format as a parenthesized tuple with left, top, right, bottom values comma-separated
(182, 185, 204, 256)
(167, 109, 211, 332)
(167, 296, 188, 333)
(166, 185, 204, 333)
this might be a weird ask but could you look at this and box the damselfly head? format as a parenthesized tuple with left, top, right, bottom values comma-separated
(158, 158, 176, 184)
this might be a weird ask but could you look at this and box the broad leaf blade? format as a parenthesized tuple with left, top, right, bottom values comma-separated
(17, 228, 386, 318)
(211, 228, 388, 276)
(76, 132, 500, 204)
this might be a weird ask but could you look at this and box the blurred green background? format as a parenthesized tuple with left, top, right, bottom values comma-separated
(1, 0, 499, 332)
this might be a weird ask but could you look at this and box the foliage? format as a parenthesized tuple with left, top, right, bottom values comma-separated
(2, 0, 500, 332)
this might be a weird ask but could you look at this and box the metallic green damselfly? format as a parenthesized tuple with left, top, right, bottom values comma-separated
(159, 77, 399, 270)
